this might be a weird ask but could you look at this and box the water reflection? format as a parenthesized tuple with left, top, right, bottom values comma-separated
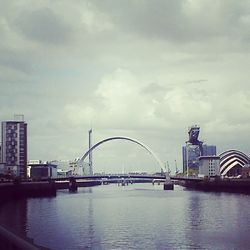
(185, 193, 205, 249)
(184, 191, 250, 249)
(188, 193, 203, 229)
(0, 198, 28, 238)
(77, 188, 101, 249)
(1, 185, 250, 249)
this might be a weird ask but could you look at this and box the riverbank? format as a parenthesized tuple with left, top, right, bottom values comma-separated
(179, 178, 250, 194)
(0, 180, 102, 202)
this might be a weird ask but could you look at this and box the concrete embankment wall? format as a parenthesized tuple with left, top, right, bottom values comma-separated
(55, 180, 101, 189)
(0, 180, 102, 202)
(181, 178, 250, 194)
(0, 182, 57, 202)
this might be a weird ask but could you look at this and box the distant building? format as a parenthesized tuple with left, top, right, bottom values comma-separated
(199, 156, 220, 177)
(28, 161, 57, 179)
(0, 163, 5, 175)
(69, 159, 91, 176)
(50, 159, 91, 176)
(50, 160, 75, 177)
(183, 125, 203, 173)
(183, 144, 217, 173)
(219, 150, 250, 176)
(241, 165, 250, 178)
(183, 144, 200, 172)
(1, 120, 27, 178)
(202, 144, 216, 156)
(50, 160, 71, 173)
(57, 168, 73, 177)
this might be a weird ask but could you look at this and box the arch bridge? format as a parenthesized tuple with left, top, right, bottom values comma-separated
(79, 136, 169, 180)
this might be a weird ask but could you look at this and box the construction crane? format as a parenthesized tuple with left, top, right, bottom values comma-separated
(164, 161, 171, 175)
(175, 160, 179, 175)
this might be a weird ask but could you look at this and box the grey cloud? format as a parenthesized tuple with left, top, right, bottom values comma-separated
(141, 82, 166, 94)
(93, 0, 250, 44)
(0, 49, 32, 74)
(14, 7, 72, 45)
(140, 82, 169, 103)
(186, 79, 208, 84)
(93, 1, 186, 39)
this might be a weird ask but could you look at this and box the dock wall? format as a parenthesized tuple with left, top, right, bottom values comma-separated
(0, 180, 101, 202)
(180, 178, 250, 194)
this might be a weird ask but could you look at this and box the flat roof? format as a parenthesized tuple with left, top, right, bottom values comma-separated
(29, 163, 57, 168)
(199, 156, 220, 160)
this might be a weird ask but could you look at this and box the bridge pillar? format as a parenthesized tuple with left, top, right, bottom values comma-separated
(69, 177, 77, 192)
(163, 180, 174, 190)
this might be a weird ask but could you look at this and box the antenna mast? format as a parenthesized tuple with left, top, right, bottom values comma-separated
(88, 129, 93, 175)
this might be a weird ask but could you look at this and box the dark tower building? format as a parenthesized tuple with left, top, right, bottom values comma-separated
(182, 125, 216, 173)
(1, 119, 27, 178)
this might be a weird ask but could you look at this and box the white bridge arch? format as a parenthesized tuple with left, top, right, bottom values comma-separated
(79, 136, 168, 178)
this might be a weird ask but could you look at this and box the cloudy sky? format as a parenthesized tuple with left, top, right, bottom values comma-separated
(1, 0, 250, 173)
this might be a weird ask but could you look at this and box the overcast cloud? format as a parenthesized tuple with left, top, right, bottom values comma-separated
(1, 0, 250, 173)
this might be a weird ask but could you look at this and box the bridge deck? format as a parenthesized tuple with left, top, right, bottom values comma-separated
(53, 174, 168, 181)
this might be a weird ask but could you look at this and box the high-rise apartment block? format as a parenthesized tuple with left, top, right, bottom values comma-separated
(1, 120, 27, 178)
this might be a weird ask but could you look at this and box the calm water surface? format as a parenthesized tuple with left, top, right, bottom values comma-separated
(0, 184, 250, 249)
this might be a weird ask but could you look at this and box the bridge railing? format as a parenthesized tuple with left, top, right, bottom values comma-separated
(52, 173, 167, 181)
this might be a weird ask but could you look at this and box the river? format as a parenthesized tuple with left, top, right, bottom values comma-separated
(0, 183, 250, 249)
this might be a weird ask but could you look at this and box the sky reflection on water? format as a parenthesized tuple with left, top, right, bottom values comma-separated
(0, 184, 250, 249)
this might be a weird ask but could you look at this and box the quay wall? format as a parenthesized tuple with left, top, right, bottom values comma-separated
(0, 180, 101, 202)
(0, 181, 57, 202)
(180, 178, 250, 194)
(55, 180, 101, 189)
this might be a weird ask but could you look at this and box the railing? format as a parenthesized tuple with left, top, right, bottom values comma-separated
(52, 174, 167, 181)
(0, 225, 40, 250)
(170, 176, 204, 182)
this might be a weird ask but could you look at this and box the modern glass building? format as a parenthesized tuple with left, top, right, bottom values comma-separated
(182, 144, 217, 173)
(202, 144, 216, 156)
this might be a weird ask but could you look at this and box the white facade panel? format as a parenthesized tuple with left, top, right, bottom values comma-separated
(199, 156, 220, 177)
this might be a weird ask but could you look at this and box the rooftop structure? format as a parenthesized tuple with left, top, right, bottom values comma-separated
(187, 125, 202, 145)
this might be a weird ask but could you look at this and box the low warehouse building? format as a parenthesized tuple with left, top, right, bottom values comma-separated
(28, 161, 57, 179)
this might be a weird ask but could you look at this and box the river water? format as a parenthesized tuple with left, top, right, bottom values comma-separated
(0, 183, 250, 249)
